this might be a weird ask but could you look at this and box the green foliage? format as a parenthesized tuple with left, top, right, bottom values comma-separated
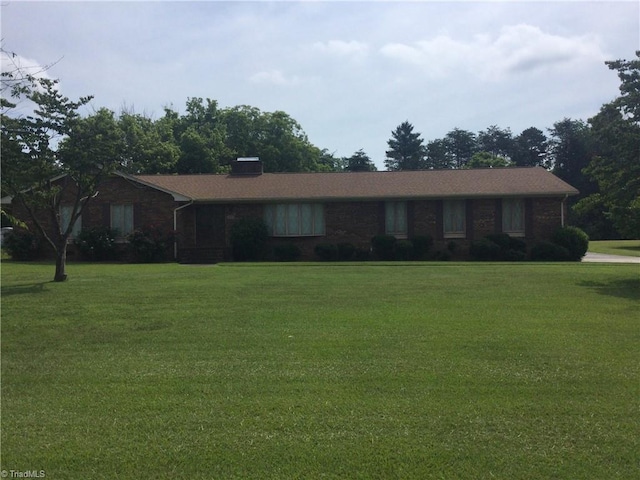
(337, 242, 356, 261)
(585, 102, 640, 238)
(1, 228, 41, 260)
(466, 151, 511, 169)
(512, 127, 548, 167)
(127, 225, 175, 263)
(273, 243, 301, 262)
(371, 234, 397, 260)
(229, 217, 269, 261)
(314, 243, 338, 261)
(470, 234, 526, 261)
(469, 238, 503, 261)
(395, 239, 414, 260)
(385, 121, 427, 170)
(444, 128, 477, 169)
(476, 125, 514, 160)
(343, 149, 377, 172)
(74, 227, 119, 261)
(530, 241, 571, 261)
(552, 226, 589, 261)
(411, 235, 433, 260)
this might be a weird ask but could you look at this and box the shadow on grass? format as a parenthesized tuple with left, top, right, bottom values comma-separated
(578, 278, 640, 301)
(1, 282, 49, 297)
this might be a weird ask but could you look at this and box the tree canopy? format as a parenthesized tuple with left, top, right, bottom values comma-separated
(385, 121, 427, 171)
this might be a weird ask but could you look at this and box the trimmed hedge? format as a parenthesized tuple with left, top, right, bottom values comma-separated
(273, 243, 301, 262)
(2, 228, 41, 261)
(230, 217, 269, 261)
(75, 227, 119, 261)
(530, 241, 571, 261)
(552, 226, 589, 261)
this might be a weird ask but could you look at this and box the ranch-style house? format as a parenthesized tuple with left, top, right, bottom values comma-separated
(6, 158, 579, 262)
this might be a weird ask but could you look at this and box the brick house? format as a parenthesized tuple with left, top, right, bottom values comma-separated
(5, 159, 579, 262)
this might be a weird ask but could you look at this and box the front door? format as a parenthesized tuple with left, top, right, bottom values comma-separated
(195, 205, 226, 247)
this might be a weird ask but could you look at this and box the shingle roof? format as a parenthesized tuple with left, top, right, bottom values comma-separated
(134, 167, 578, 203)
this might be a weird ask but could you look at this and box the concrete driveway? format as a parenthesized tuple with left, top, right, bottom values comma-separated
(582, 252, 640, 263)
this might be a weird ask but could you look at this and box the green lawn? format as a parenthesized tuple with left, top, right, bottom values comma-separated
(1, 261, 638, 479)
(589, 239, 640, 257)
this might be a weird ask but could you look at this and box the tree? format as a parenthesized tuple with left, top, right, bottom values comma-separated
(548, 118, 595, 196)
(118, 112, 180, 174)
(466, 151, 511, 169)
(384, 121, 427, 171)
(344, 149, 377, 172)
(578, 52, 640, 238)
(425, 139, 452, 169)
(512, 127, 549, 167)
(477, 125, 514, 161)
(444, 128, 476, 169)
(1, 71, 123, 281)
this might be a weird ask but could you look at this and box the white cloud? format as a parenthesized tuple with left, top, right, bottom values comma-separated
(380, 24, 607, 81)
(312, 40, 369, 58)
(249, 69, 301, 87)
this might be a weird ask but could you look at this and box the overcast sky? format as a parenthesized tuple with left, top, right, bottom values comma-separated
(2, 1, 638, 169)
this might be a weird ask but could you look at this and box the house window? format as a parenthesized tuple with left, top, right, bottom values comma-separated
(385, 201, 407, 237)
(503, 198, 525, 236)
(111, 204, 134, 236)
(264, 204, 325, 236)
(60, 205, 81, 237)
(443, 199, 466, 238)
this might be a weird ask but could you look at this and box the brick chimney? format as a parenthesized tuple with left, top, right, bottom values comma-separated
(231, 157, 263, 175)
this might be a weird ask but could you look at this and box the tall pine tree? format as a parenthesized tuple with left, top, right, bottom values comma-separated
(384, 121, 426, 171)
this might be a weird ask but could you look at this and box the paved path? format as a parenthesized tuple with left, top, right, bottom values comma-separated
(582, 252, 640, 263)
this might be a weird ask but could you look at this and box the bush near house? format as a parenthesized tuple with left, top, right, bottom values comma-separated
(74, 227, 119, 261)
(127, 225, 176, 263)
(229, 217, 269, 261)
(530, 241, 571, 261)
(314, 243, 338, 261)
(273, 243, 301, 262)
(1, 228, 42, 260)
(371, 234, 397, 260)
(552, 226, 589, 261)
(470, 233, 527, 261)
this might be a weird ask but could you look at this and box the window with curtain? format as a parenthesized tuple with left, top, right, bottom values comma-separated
(264, 204, 325, 236)
(385, 201, 407, 237)
(502, 198, 525, 236)
(111, 204, 134, 236)
(60, 205, 81, 237)
(443, 199, 466, 238)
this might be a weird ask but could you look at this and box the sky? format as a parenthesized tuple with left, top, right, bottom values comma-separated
(2, 1, 638, 169)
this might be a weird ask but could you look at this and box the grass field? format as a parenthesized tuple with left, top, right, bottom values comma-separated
(1, 261, 638, 479)
(588, 239, 640, 257)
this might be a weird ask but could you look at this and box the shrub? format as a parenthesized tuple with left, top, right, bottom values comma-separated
(127, 225, 175, 263)
(371, 235, 396, 260)
(412, 235, 433, 260)
(530, 241, 571, 261)
(353, 247, 371, 261)
(337, 242, 356, 261)
(469, 238, 502, 261)
(75, 227, 119, 261)
(2, 228, 41, 260)
(395, 239, 414, 260)
(273, 243, 301, 262)
(230, 217, 269, 261)
(471, 234, 527, 261)
(432, 250, 452, 261)
(552, 226, 589, 261)
(314, 243, 338, 261)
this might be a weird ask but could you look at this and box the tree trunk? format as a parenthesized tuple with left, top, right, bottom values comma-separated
(54, 244, 68, 282)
